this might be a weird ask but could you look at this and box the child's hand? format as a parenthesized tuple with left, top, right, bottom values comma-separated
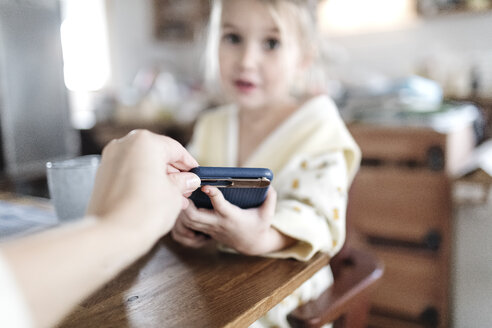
(177, 186, 296, 255)
(171, 211, 214, 248)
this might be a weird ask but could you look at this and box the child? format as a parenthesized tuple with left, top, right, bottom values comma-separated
(171, 0, 361, 327)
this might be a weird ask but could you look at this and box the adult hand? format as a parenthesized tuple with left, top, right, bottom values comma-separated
(175, 186, 295, 255)
(87, 129, 200, 243)
(0, 130, 200, 328)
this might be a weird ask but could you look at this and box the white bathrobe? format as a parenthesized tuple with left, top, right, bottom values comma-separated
(0, 253, 33, 328)
(188, 95, 361, 327)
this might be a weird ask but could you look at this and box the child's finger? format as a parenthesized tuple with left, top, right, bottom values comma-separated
(172, 229, 205, 248)
(259, 187, 277, 219)
(202, 185, 236, 216)
(172, 219, 208, 248)
(174, 218, 196, 239)
(181, 203, 219, 231)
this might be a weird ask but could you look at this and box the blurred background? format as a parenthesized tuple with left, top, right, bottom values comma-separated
(0, 0, 491, 327)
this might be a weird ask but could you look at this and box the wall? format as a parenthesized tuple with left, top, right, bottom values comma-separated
(325, 11, 492, 98)
(105, 1, 492, 98)
(105, 0, 203, 92)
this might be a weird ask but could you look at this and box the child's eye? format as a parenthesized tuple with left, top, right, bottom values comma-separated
(223, 33, 241, 44)
(264, 38, 280, 51)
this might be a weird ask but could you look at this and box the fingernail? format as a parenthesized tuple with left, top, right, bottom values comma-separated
(186, 175, 201, 190)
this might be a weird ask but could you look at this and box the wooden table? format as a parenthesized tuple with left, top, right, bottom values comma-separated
(58, 236, 330, 328)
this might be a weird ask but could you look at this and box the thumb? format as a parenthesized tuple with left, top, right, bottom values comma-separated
(259, 187, 277, 219)
(168, 172, 201, 195)
(202, 185, 236, 215)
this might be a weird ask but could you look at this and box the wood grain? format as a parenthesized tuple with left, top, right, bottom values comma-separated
(365, 246, 444, 317)
(348, 124, 474, 175)
(57, 236, 330, 328)
(349, 168, 451, 243)
(346, 124, 459, 327)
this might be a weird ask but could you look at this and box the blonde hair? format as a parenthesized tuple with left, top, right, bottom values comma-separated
(202, 0, 321, 97)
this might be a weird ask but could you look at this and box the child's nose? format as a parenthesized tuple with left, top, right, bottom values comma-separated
(238, 43, 259, 70)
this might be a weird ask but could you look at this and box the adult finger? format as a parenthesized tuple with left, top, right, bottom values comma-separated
(157, 135, 198, 171)
(168, 172, 201, 194)
(181, 197, 190, 210)
(121, 130, 198, 171)
(166, 165, 180, 173)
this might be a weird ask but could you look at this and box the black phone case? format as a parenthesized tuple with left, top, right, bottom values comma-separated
(189, 166, 273, 209)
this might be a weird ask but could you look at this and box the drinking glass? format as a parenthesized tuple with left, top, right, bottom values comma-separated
(46, 155, 100, 221)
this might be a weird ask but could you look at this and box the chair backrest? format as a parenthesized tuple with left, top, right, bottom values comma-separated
(287, 173, 384, 328)
(287, 247, 383, 328)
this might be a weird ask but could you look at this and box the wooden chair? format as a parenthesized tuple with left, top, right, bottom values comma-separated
(287, 246, 384, 328)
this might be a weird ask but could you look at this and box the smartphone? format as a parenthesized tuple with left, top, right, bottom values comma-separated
(189, 166, 273, 209)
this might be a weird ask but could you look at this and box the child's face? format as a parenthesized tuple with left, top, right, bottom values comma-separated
(218, 0, 305, 111)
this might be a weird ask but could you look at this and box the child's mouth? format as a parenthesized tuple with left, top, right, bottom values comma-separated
(234, 80, 256, 93)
